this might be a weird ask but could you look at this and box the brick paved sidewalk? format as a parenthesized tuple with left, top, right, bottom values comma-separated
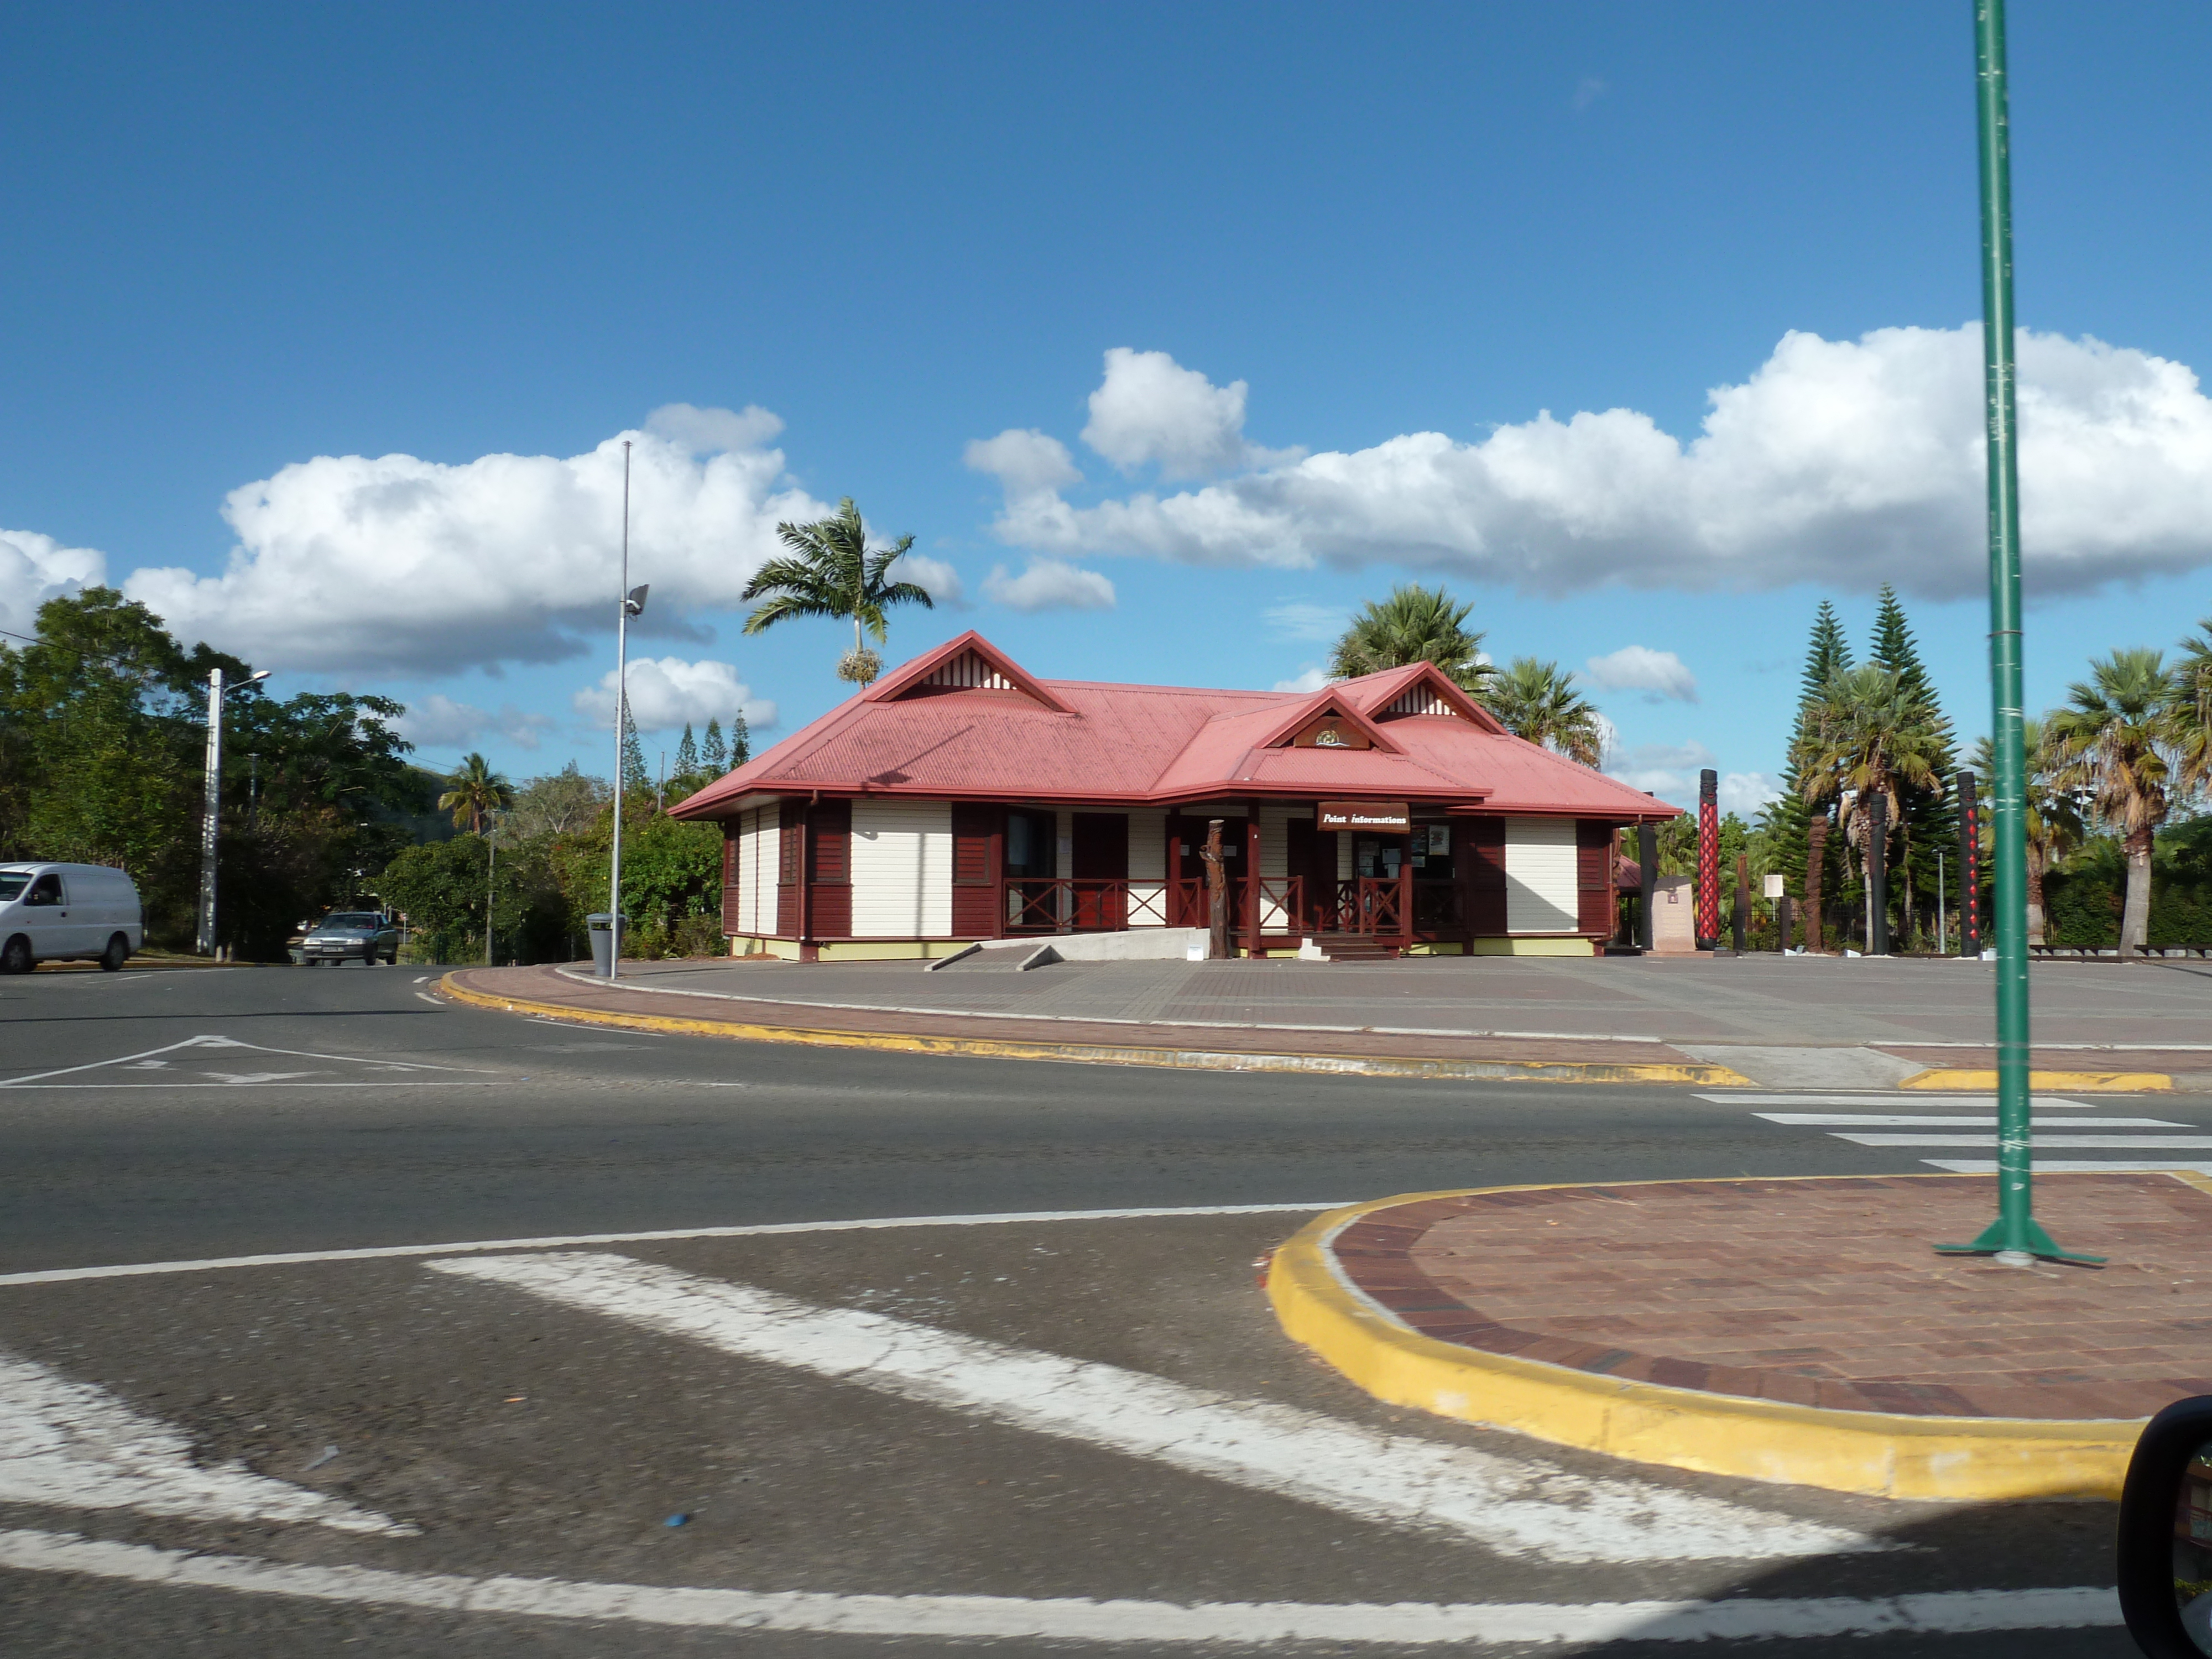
(1329, 1172, 2212, 1421)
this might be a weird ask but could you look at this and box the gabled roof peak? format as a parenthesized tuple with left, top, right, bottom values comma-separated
(863, 630, 1070, 713)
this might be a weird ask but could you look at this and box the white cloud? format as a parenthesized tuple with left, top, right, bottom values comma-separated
(0, 529, 106, 639)
(121, 406, 831, 674)
(575, 656, 777, 735)
(1599, 739, 1779, 818)
(1262, 601, 1347, 643)
(1078, 348, 1303, 481)
(982, 557, 1116, 613)
(964, 429, 1083, 498)
(1720, 772, 1785, 817)
(1272, 666, 1332, 693)
(891, 552, 965, 607)
(395, 693, 556, 753)
(976, 326, 2212, 599)
(1584, 644, 1699, 703)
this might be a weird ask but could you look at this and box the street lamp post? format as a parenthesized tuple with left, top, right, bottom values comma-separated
(1938, 0, 2097, 1266)
(196, 665, 270, 958)
(607, 441, 649, 980)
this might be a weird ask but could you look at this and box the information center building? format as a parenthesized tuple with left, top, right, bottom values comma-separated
(671, 632, 1679, 960)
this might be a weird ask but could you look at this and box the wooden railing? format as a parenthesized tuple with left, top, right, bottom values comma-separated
(1321, 874, 1412, 941)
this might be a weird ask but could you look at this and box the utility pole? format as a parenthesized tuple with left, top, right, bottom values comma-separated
(196, 666, 268, 957)
(485, 815, 498, 968)
(1939, 0, 2095, 1266)
(607, 442, 648, 979)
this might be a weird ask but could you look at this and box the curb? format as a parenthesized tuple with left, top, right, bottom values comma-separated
(1266, 1182, 2145, 1501)
(435, 975, 1754, 1087)
(1901, 1067, 2173, 1093)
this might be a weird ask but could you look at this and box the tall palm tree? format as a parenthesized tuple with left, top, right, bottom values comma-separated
(439, 752, 513, 835)
(1327, 585, 1492, 694)
(740, 498, 934, 685)
(1793, 665, 1946, 946)
(2175, 616, 2212, 797)
(1486, 658, 1605, 766)
(2047, 647, 2183, 955)
(1971, 718, 2081, 945)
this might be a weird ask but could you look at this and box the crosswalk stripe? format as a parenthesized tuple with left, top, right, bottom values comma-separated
(0, 1528, 2121, 1646)
(1922, 1159, 2212, 1175)
(1835, 1134, 2212, 1149)
(431, 1251, 1874, 1566)
(1702, 1093, 2100, 1107)
(1753, 1114, 2185, 1128)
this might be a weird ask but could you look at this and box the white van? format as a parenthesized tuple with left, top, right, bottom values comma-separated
(0, 863, 144, 973)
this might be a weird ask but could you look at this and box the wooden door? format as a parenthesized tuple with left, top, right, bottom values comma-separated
(1070, 812, 1128, 928)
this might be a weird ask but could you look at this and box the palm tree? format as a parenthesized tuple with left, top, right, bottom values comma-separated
(740, 498, 934, 685)
(2047, 647, 2183, 955)
(1486, 658, 1605, 766)
(2175, 617, 2212, 797)
(1793, 665, 1946, 947)
(1327, 585, 1492, 694)
(438, 752, 513, 835)
(1970, 718, 2081, 945)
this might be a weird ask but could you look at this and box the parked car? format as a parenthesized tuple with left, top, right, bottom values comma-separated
(300, 910, 401, 966)
(0, 862, 143, 973)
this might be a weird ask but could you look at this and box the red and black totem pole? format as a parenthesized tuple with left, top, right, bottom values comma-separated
(1694, 768, 1719, 951)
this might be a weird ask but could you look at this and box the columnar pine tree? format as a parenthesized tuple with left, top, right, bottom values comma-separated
(1867, 584, 1958, 947)
(729, 711, 750, 766)
(674, 723, 700, 781)
(700, 718, 728, 775)
(1761, 602, 1855, 937)
(620, 705, 649, 796)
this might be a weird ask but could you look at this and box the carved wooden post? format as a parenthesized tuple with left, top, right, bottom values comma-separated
(1204, 819, 1228, 961)
(1805, 815, 1828, 953)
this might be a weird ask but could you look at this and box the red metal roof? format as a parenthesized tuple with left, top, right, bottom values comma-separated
(672, 630, 1682, 821)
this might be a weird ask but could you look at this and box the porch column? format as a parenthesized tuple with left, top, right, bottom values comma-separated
(1244, 802, 1262, 957)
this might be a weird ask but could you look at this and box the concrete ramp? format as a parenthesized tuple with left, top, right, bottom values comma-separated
(1677, 1045, 1922, 1091)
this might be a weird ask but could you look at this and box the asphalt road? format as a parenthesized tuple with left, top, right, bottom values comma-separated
(0, 962, 2164, 1656)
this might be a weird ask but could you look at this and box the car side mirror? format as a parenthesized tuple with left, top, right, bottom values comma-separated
(2118, 1394, 2212, 1656)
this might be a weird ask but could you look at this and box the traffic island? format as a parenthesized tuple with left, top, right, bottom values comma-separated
(1267, 1171, 2212, 1501)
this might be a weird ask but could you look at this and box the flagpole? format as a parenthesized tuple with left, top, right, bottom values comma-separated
(607, 440, 631, 980)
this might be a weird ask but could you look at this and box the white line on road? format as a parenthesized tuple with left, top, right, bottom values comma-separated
(414, 992, 445, 1006)
(1755, 1114, 2188, 1128)
(0, 1035, 482, 1088)
(435, 1251, 1873, 1565)
(1701, 1093, 2100, 1107)
(0, 1203, 1353, 1288)
(0, 1528, 2117, 1645)
(0, 1354, 411, 1535)
(414, 975, 430, 984)
(1837, 1133, 2212, 1149)
(1925, 1160, 2212, 1175)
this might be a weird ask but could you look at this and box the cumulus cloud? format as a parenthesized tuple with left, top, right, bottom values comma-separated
(1262, 601, 1347, 643)
(1078, 348, 1302, 481)
(1600, 738, 1778, 817)
(575, 656, 777, 735)
(964, 429, 1082, 498)
(974, 326, 2212, 599)
(0, 529, 106, 639)
(982, 557, 1116, 613)
(1272, 665, 1332, 693)
(1584, 644, 1699, 702)
(1720, 773, 1785, 817)
(121, 405, 831, 674)
(395, 694, 556, 753)
(891, 552, 965, 607)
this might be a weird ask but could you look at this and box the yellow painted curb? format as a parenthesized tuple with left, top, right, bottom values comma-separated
(436, 974, 1753, 1087)
(1267, 1180, 2146, 1501)
(1901, 1068, 2172, 1093)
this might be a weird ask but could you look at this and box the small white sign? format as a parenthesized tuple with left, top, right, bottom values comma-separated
(1763, 874, 1785, 899)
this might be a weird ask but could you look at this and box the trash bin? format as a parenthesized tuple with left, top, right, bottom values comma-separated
(586, 913, 627, 976)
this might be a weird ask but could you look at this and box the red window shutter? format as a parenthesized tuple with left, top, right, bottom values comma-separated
(951, 801, 1000, 937)
(1464, 818, 1506, 934)
(809, 800, 852, 885)
(1575, 821, 1613, 935)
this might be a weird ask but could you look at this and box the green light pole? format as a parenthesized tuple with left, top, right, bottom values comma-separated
(1937, 0, 2099, 1267)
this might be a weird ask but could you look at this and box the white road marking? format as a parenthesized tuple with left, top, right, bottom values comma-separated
(436, 1251, 1874, 1565)
(201, 1071, 324, 1085)
(0, 1353, 411, 1535)
(414, 992, 445, 1006)
(0, 1035, 481, 1088)
(413, 975, 430, 984)
(0, 1203, 1353, 1288)
(1755, 1114, 2187, 1128)
(1837, 1133, 2212, 1149)
(1925, 1159, 2212, 1175)
(1701, 1093, 2099, 1107)
(0, 1528, 2118, 1644)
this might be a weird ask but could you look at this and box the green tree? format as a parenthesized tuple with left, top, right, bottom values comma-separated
(1793, 664, 1947, 949)
(740, 497, 934, 685)
(674, 723, 700, 779)
(1326, 585, 1491, 693)
(701, 718, 728, 774)
(1761, 601, 1855, 934)
(729, 709, 750, 765)
(2046, 648, 2184, 955)
(620, 703, 649, 795)
(507, 763, 609, 841)
(437, 752, 513, 835)
(1970, 718, 2081, 945)
(2176, 615, 2212, 797)
(1485, 657, 1604, 765)
(1865, 585, 1957, 947)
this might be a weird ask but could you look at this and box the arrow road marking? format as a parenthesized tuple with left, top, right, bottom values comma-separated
(0, 1035, 495, 1088)
(0, 1528, 2120, 1645)
(433, 1251, 1876, 1566)
(0, 1350, 412, 1535)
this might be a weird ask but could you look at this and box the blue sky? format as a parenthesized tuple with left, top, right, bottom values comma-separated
(6, 3, 2212, 816)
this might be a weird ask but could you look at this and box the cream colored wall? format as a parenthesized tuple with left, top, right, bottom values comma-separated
(734, 806, 773, 936)
(849, 799, 953, 938)
(1124, 806, 1170, 926)
(1505, 817, 1580, 932)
